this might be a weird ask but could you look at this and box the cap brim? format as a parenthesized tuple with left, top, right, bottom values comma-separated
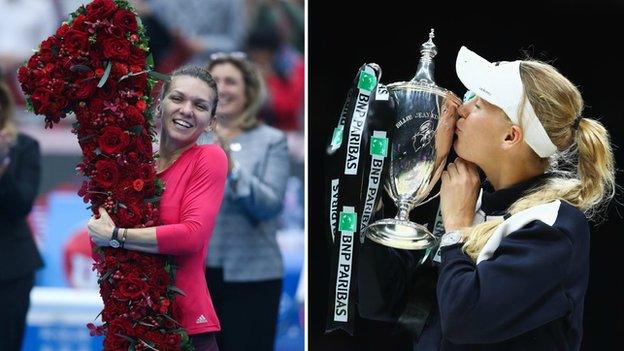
(456, 46, 497, 103)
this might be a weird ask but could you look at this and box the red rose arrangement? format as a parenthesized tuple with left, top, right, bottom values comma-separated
(18, 0, 193, 349)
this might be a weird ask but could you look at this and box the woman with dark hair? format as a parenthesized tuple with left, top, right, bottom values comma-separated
(88, 66, 227, 350)
(198, 53, 290, 351)
(0, 81, 44, 351)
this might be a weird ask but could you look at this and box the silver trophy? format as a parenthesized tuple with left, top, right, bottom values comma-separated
(364, 29, 455, 250)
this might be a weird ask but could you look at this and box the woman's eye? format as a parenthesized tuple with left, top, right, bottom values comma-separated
(197, 105, 207, 111)
(170, 96, 182, 102)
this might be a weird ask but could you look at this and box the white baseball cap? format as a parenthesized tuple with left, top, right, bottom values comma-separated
(455, 46, 557, 158)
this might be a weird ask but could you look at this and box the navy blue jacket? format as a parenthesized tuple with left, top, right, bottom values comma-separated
(430, 175, 589, 350)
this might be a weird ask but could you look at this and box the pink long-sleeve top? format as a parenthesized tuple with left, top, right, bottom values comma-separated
(156, 144, 227, 335)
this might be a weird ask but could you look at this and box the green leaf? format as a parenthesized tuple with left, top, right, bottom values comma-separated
(25, 99, 34, 113)
(167, 285, 187, 296)
(144, 196, 161, 204)
(97, 61, 112, 88)
(98, 270, 113, 284)
(115, 333, 137, 343)
(138, 339, 159, 351)
(148, 70, 170, 83)
(118, 70, 148, 83)
(70, 64, 91, 73)
(161, 313, 182, 326)
(130, 125, 143, 135)
(146, 53, 154, 67)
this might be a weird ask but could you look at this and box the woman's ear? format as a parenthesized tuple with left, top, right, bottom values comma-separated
(502, 124, 524, 150)
(155, 100, 162, 117)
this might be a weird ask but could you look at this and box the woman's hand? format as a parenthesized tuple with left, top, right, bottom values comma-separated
(87, 207, 117, 247)
(440, 157, 480, 231)
(213, 130, 235, 173)
(434, 91, 462, 169)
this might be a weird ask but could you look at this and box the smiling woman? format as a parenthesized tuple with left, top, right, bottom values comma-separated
(87, 65, 227, 351)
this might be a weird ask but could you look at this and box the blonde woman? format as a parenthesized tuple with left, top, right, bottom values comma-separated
(433, 47, 615, 350)
(198, 53, 289, 351)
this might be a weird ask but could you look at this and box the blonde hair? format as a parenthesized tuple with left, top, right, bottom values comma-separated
(462, 60, 616, 261)
(207, 54, 265, 130)
(0, 82, 18, 143)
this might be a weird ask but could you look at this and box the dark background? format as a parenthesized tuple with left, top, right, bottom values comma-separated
(309, 1, 624, 350)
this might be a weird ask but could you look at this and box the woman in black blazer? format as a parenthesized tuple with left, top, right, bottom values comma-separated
(0, 81, 44, 351)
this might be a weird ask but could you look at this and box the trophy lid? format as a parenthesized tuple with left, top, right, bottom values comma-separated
(410, 28, 438, 85)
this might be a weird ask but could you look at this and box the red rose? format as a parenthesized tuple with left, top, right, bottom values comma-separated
(102, 37, 130, 60)
(26, 55, 41, 70)
(117, 201, 143, 227)
(85, 0, 117, 20)
(31, 87, 51, 108)
(38, 37, 59, 61)
(104, 318, 133, 348)
(71, 14, 88, 31)
(164, 333, 182, 347)
(78, 138, 98, 163)
(94, 159, 120, 188)
(48, 78, 66, 96)
(18, 66, 33, 94)
(96, 80, 118, 100)
(136, 100, 147, 112)
(63, 28, 90, 53)
(117, 273, 149, 300)
(124, 105, 145, 126)
(135, 134, 153, 158)
(88, 98, 106, 115)
(128, 46, 146, 67)
(74, 79, 97, 100)
(112, 9, 138, 32)
(112, 179, 132, 202)
(56, 23, 70, 37)
(122, 73, 148, 93)
(137, 163, 155, 181)
(98, 126, 129, 154)
(132, 179, 144, 192)
(112, 62, 129, 77)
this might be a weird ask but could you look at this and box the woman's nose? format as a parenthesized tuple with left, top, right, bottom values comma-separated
(179, 101, 193, 115)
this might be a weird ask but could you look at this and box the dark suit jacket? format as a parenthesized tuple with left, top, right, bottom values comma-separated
(0, 133, 44, 282)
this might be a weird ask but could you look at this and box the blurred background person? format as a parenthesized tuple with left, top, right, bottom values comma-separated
(0, 0, 57, 105)
(0, 81, 44, 351)
(145, 0, 247, 65)
(247, 25, 304, 133)
(198, 53, 289, 351)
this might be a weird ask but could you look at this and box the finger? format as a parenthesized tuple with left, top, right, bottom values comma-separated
(454, 158, 468, 175)
(445, 91, 462, 106)
(441, 170, 449, 183)
(98, 207, 108, 218)
(447, 162, 459, 177)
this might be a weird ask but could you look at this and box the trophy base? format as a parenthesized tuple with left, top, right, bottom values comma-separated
(365, 219, 437, 250)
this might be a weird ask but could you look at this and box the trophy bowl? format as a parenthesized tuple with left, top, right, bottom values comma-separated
(365, 29, 454, 251)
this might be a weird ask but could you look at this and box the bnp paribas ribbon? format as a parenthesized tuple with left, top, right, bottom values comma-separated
(325, 29, 456, 335)
(324, 63, 393, 334)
